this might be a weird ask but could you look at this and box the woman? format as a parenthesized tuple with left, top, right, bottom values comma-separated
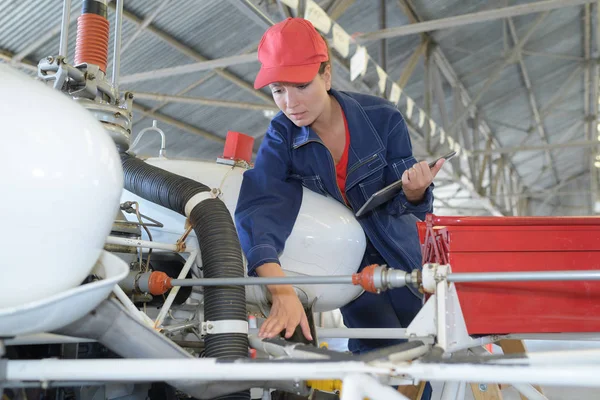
(234, 17, 442, 398)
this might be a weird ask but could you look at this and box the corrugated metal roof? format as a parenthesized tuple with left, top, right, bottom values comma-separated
(0, 0, 595, 216)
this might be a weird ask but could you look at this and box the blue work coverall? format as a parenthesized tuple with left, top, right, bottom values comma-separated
(234, 88, 434, 398)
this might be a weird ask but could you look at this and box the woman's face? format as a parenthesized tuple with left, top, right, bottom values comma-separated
(269, 65, 332, 127)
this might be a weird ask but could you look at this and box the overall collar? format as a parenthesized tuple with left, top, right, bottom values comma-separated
(291, 89, 387, 191)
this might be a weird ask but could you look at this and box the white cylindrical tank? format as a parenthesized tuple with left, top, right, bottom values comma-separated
(121, 158, 365, 312)
(1, 64, 124, 308)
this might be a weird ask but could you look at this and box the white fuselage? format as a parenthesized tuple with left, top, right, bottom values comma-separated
(120, 157, 366, 312)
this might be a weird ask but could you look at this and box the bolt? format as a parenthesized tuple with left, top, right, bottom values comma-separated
(207, 323, 213, 330)
(128, 92, 134, 99)
(478, 384, 488, 392)
(88, 74, 95, 80)
(46, 56, 54, 63)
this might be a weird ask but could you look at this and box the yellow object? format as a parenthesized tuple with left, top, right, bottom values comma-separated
(306, 379, 342, 393)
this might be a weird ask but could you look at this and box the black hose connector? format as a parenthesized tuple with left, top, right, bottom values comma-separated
(121, 153, 249, 400)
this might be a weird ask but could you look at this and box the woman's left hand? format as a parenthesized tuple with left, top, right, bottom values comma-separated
(402, 159, 445, 204)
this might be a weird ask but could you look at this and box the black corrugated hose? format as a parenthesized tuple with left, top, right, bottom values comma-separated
(120, 152, 249, 400)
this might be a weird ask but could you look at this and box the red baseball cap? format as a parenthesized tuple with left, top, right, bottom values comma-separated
(254, 18, 329, 89)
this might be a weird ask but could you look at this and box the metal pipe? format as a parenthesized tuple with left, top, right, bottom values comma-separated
(393, 362, 600, 387)
(341, 374, 410, 400)
(130, 120, 167, 157)
(492, 348, 600, 365)
(112, 0, 124, 90)
(456, 382, 466, 400)
(4, 359, 390, 382)
(131, 92, 279, 111)
(440, 381, 460, 400)
(447, 270, 600, 283)
(3, 334, 94, 346)
(512, 384, 550, 400)
(58, 0, 72, 58)
(105, 236, 182, 252)
(112, 284, 154, 326)
(118, 53, 258, 84)
(154, 251, 198, 328)
(170, 275, 354, 287)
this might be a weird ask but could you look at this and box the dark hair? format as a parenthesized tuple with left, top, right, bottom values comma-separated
(318, 35, 332, 76)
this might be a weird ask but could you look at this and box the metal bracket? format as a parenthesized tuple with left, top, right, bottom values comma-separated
(184, 190, 219, 217)
(201, 320, 249, 335)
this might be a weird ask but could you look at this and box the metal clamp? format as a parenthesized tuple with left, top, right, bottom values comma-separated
(184, 190, 219, 217)
(201, 320, 249, 335)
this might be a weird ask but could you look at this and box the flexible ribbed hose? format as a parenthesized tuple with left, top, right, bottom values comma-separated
(120, 153, 250, 400)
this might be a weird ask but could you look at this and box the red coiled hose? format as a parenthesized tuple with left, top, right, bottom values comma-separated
(74, 13, 109, 72)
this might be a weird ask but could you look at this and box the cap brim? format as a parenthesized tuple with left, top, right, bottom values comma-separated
(254, 63, 321, 89)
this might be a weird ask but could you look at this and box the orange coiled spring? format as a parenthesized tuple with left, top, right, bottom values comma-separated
(74, 13, 109, 72)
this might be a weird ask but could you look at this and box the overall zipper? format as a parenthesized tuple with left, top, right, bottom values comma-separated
(346, 153, 378, 176)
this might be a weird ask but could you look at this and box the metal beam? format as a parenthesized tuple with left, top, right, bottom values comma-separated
(118, 53, 258, 85)
(121, 0, 171, 53)
(132, 104, 225, 144)
(538, 170, 589, 211)
(112, 3, 273, 104)
(326, 0, 356, 20)
(398, 0, 523, 216)
(507, 18, 560, 185)
(0, 50, 37, 73)
(446, 11, 549, 136)
(590, 3, 600, 214)
(584, 4, 595, 214)
(355, 0, 595, 42)
(521, 50, 586, 62)
(276, 0, 293, 19)
(379, 0, 387, 70)
(131, 41, 262, 124)
(470, 140, 597, 155)
(131, 92, 279, 112)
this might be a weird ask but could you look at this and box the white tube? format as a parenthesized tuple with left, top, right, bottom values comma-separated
(456, 382, 466, 400)
(112, 285, 155, 327)
(154, 251, 198, 328)
(105, 236, 182, 252)
(440, 381, 460, 400)
(4, 334, 94, 346)
(492, 348, 600, 365)
(512, 383, 549, 400)
(436, 280, 448, 350)
(5, 359, 389, 382)
(340, 374, 409, 400)
(398, 362, 600, 387)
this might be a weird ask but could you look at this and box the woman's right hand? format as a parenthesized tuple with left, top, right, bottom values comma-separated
(255, 262, 313, 341)
(259, 285, 313, 341)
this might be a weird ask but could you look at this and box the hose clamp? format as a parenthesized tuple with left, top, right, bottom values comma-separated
(201, 320, 249, 335)
(184, 190, 218, 217)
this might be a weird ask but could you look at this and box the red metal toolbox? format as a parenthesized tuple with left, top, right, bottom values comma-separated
(417, 214, 600, 335)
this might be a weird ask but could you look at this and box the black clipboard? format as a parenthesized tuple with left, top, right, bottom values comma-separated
(354, 151, 456, 218)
